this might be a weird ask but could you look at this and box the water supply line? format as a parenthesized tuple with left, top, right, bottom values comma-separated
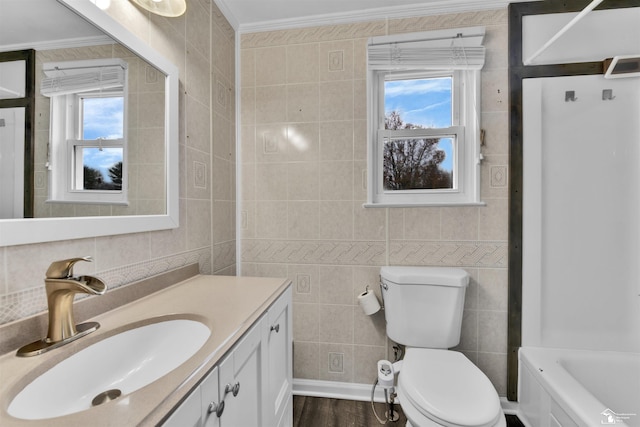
(370, 358, 403, 424)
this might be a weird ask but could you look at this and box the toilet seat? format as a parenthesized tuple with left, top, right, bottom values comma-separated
(398, 348, 502, 427)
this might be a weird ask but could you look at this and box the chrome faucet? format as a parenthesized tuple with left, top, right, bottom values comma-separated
(17, 256, 106, 357)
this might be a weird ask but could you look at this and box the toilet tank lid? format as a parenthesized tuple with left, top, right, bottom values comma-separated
(380, 266, 469, 287)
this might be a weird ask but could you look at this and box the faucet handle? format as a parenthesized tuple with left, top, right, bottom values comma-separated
(46, 256, 93, 279)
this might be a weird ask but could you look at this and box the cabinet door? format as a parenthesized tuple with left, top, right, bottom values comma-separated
(162, 385, 202, 427)
(218, 317, 265, 427)
(264, 287, 293, 427)
(162, 366, 220, 427)
(201, 366, 220, 427)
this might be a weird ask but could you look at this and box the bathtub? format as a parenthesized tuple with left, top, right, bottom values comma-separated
(518, 347, 640, 427)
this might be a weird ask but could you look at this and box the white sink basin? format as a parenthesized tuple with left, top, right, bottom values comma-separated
(8, 319, 210, 420)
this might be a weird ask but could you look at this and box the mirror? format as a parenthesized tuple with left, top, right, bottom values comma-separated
(0, 0, 178, 246)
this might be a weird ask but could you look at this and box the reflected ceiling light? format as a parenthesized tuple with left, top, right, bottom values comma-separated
(129, 0, 186, 17)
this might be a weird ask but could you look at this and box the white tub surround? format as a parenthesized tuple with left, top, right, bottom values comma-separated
(519, 347, 640, 427)
(0, 274, 292, 426)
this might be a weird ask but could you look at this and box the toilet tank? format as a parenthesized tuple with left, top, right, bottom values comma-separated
(380, 266, 468, 348)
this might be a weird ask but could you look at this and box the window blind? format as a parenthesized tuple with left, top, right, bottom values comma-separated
(41, 59, 126, 97)
(368, 27, 486, 71)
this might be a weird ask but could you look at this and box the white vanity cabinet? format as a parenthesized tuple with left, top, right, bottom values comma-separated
(163, 367, 219, 427)
(263, 287, 293, 427)
(162, 286, 292, 427)
(217, 316, 265, 426)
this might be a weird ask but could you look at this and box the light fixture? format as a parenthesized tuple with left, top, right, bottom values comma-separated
(129, 0, 186, 17)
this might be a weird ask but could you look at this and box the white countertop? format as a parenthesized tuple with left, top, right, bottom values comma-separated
(0, 274, 291, 426)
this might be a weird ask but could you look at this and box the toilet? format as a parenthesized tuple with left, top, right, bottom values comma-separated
(380, 266, 506, 427)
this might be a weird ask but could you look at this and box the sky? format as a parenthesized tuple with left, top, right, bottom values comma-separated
(384, 76, 454, 171)
(81, 96, 124, 183)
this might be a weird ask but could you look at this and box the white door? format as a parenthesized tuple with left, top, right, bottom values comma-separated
(0, 107, 25, 218)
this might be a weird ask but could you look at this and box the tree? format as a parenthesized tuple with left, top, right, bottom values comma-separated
(83, 166, 104, 190)
(383, 111, 452, 190)
(108, 162, 123, 190)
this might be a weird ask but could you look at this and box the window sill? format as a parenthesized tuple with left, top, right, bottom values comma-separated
(363, 201, 486, 208)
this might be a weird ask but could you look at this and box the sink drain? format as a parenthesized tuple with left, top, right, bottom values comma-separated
(92, 389, 122, 407)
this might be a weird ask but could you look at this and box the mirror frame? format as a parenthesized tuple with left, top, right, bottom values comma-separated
(0, 0, 179, 246)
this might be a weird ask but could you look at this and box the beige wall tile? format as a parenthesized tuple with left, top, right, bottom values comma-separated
(288, 201, 320, 239)
(255, 85, 287, 123)
(319, 40, 354, 81)
(255, 201, 288, 239)
(478, 352, 507, 396)
(319, 304, 354, 344)
(319, 161, 353, 200)
(287, 161, 319, 201)
(186, 0, 211, 61)
(293, 302, 320, 342)
(240, 49, 256, 87)
(286, 43, 319, 84)
(288, 264, 320, 303)
(478, 310, 507, 353)
(454, 309, 478, 352)
(319, 343, 354, 382)
(255, 46, 287, 86)
(293, 341, 320, 380)
(481, 68, 508, 113)
(441, 206, 479, 240)
(354, 311, 386, 346)
(319, 81, 354, 121)
(255, 124, 289, 162)
(320, 122, 353, 161)
(286, 84, 320, 122)
(353, 204, 386, 241)
(403, 208, 441, 240)
(479, 198, 508, 241)
(318, 265, 353, 305)
(286, 123, 320, 162)
(478, 268, 508, 311)
(353, 345, 386, 384)
(255, 163, 288, 201)
(480, 112, 509, 155)
(318, 201, 354, 240)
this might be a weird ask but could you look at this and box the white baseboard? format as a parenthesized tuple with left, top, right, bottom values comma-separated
(293, 379, 389, 403)
(293, 379, 520, 415)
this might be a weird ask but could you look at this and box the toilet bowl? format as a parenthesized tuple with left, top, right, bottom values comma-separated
(379, 266, 506, 427)
(397, 348, 506, 427)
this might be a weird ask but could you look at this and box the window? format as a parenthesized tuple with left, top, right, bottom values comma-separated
(43, 59, 128, 204)
(366, 28, 485, 206)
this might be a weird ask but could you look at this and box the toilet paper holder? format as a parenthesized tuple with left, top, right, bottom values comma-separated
(358, 285, 382, 315)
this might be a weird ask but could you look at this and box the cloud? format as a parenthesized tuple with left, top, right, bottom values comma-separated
(82, 97, 124, 139)
(385, 78, 451, 98)
(404, 99, 451, 115)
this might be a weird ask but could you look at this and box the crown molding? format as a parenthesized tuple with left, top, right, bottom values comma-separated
(231, 0, 527, 34)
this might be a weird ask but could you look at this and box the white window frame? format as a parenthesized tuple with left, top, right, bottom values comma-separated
(365, 30, 484, 207)
(46, 62, 128, 205)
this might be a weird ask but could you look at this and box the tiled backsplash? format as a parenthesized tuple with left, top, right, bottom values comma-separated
(0, 248, 210, 325)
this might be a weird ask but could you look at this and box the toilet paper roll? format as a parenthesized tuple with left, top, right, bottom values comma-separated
(358, 289, 381, 315)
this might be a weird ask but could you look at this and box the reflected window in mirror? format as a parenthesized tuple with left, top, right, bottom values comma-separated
(43, 58, 128, 205)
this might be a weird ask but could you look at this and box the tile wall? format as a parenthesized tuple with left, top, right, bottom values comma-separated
(240, 9, 510, 394)
(0, 0, 236, 326)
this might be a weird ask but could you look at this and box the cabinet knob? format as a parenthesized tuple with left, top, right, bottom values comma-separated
(208, 400, 224, 417)
(270, 324, 280, 333)
(225, 381, 240, 397)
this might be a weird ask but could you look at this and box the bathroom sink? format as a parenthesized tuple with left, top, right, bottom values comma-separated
(8, 319, 211, 420)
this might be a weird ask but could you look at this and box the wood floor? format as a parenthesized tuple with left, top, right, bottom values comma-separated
(292, 396, 526, 427)
(293, 395, 407, 427)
